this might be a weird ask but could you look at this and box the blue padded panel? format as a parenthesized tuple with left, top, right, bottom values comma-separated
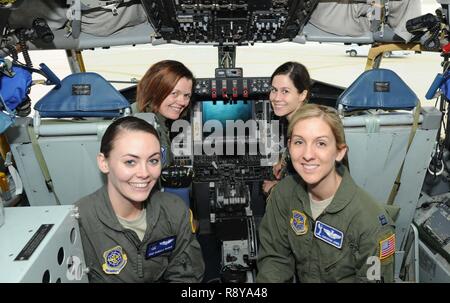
(337, 68, 418, 111)
(34, 72, 130, 117)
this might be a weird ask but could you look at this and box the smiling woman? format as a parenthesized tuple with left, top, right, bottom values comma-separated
(134, 60, 194, 168)
(262, 61, 311, 195)
(75, 116, 205, 283)
(257, 104, 397, 283)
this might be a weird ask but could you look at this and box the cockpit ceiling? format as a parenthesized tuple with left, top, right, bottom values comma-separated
(140, 0, 318, 44)
(0, 0, 422, 51)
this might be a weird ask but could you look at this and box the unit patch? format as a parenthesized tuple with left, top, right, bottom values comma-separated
(379, 234, 396, 260)
(290, 210, 308, 235)
(314, 221, 344, 249)
(145, 236, 176, 259)
(102, 246, 128, 275)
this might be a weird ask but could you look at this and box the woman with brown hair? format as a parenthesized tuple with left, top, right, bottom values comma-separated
(134, 60, 194, 167)
(76, 116, 205, 282)
(262, 61, 311, 195)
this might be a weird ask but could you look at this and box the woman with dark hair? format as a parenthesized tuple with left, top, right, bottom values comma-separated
(134, 60, 194, 167)
(257, 104, 395, 283)
(262, 61, 311, 195)
(76, 116, 205, 282)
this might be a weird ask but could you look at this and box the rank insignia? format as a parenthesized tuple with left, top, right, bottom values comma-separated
(378, 214, 388, 226)
(102, 246, 128, 275)
(290, 210, 308, 235)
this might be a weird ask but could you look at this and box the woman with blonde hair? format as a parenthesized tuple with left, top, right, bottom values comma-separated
(257, 104, 395, 283)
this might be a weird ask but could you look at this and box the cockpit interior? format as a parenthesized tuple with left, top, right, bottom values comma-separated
(1, 0, 450, 284)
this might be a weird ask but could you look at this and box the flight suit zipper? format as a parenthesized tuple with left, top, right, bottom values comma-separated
(137, 250, 144, 278)
(123, 230, 145, 279)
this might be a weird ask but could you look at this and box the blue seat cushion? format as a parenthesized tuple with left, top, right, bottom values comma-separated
(34, 72, 130, 117)
(337, 68, 418, 111)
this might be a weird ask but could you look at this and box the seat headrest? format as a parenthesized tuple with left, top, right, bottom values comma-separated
(337, 68, 418, 111)
(34, 72, 130, 118)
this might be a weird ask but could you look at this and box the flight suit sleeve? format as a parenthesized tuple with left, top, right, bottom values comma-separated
(78, 224, 107, 283)
(354, 222, 396, 283)
(256, 191, 295, 282)
(163, 206, 205, 282)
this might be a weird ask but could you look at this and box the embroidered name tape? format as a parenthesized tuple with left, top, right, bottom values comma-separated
(314, 221, 344, 249)
(146, 236, 176, 259)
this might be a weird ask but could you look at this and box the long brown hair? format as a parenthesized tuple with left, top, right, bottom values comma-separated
(136, 60, 194, 114)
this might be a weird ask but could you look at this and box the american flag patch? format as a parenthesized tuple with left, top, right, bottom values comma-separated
(379, 234, 396, 260)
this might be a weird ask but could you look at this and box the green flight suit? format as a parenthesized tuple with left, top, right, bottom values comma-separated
(154, 112, 173, 168)
(257, 165, 396, 283)
(76, 186, 205, 282)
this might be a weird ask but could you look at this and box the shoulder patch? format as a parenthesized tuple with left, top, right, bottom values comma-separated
(290, 210, 308, 235)
(379, 234, 396, 260)
(189, 209, 197, 233)
(102, 246, 128, 275)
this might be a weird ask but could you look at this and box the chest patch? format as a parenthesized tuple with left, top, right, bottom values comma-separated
(145, 236, 176, 259)
(290, 210, 308, 235)
(314, 221, 344, 249)
(102, 246, 128, 275)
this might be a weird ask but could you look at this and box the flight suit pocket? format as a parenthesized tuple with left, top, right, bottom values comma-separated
(146, 255, 169, 281)
(321, 251, 355, 282)
(87, 267, 108, 283)
(168, 252, 197, 277)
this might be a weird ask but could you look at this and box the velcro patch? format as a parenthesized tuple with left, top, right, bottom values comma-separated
(102, 246, 127, 275)
(378, 214, 388, 226)
(290, 210, 308, 235)
(314, 221, 344, 249)
(379, 234, 396, 260)
(145, 236, 176, 259)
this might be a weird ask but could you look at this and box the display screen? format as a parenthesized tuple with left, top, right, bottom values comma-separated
(202, 100, 253, 128)
(199, 100, 261, 156)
